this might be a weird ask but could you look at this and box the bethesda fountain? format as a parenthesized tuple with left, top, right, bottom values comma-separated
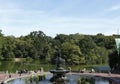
(49, 49, 70, 82)
(6, 50, 112, 84)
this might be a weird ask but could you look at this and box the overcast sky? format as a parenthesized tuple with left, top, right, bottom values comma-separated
(0, 0, 120, 37)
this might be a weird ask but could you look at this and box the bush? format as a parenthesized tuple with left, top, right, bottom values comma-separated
(77, 77, 95, 84)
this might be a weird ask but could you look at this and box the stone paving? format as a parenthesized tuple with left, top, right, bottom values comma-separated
(71, 72, 120, 83)
(71, 72, 120, 78)
(0, 72, 49, 84)
(0, 72, 120, 84)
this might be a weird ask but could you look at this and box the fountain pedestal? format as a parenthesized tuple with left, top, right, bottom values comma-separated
(50, 68, 70, 82)
(49, 50, 70, 82)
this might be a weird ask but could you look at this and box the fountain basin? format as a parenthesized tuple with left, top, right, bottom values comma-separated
(7, 74, 111, 84)
(49, 69, 70, 82)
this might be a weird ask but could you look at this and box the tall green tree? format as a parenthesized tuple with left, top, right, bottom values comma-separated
(2, 36, 16, 60)
(79, 36, 96, 54)
(109, 50, 120, 72)
(61, 42, 82, 65)
(90, 47, 108, 64)
(93, 33, 105, 47)
(79, 36, 96, 64)
(0, 30, 4, 60)
(69, 33, 85, 44)
(28, 31, 52, 60)
(104, 36, 115, 49)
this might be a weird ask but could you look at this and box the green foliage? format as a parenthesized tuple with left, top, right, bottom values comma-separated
(61, 42, 81, 65)
(90, 47, 108, 64)
(0, 30, 117, 66)
(79, 36, 96, 55)
(104, 36, 115, 49)
(0, 35, 4, 60)
(77, 77, 95, 84)
(26, 57, 33, 62)
(109, 50, 120, 72)
(2, 36, 16, 60)
(25, 75, 46, 84)
(93, 33, 105, 47)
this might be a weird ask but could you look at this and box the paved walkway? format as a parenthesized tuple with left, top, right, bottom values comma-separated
(70, 72, 120, 78)
(0, 72, 50, 84)
(70, 72, 120, 83)
(0, 72, 120, 84)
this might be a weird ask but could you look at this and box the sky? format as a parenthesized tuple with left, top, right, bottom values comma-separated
(0, 0, 120, 37)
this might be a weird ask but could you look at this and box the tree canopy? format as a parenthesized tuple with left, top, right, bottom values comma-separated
(0, 30, 118, 66)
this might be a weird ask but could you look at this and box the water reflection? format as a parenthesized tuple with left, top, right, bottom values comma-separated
(7, 74, 110, 84)
(95, 78, 110, 84)
(0, 61, 54, 72)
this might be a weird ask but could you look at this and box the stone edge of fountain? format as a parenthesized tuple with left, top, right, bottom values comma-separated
(1, 72, 120, 84)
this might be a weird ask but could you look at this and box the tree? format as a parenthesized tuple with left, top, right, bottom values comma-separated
(0, 30, 4, 61)
(0, 29, 116, 67)
(104, 36, 115, 49)
(14, 38, 33, 58)
(55, 34, 70, 44)
(28, 31, 47, 59)
(61, 42, 82, 65)
(90, 47, 108, 64)
(109, 50, 120, 73)
(93, 33, 105, 47)
(79, 36, 96, 55)
(69, 33, 84, 44)
(79, 36, 96, 64)
(27, 31, 53, 60)
(0, 32, 4, 60)
(2, 36, 16, 60)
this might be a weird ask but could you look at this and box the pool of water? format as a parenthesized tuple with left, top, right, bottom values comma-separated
(7, 74, 111, 84)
